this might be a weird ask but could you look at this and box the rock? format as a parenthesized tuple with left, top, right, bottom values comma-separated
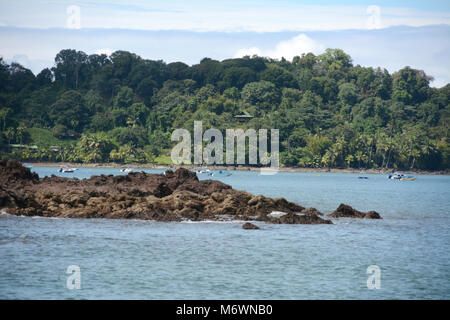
(0, 160, 39, 185)
(328, 204, 382, 219)
(242, 222, 260, 230)
(268, 212, 332, 224)
(0, 161, 341, 224)
(300, 207, 323, 216)
(364, 210, 383, 219)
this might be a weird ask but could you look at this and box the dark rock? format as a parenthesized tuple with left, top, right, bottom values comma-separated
(242, 222, 260, 230)
(300, 207, 323, 216)
(267, 212, 332, 224)
(0, 160, 39, 185)
(328, 204, 382, 219)
(0, 161, 366, 224)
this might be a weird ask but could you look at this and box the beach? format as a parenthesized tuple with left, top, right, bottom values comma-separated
(26, 162, 450, 175)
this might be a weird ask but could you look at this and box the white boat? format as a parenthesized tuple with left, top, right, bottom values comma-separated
(58, 166, 78, 173)
(120, 168, 133, 173)
(388, 172, 416, 181)
(196, 168, 232, 177)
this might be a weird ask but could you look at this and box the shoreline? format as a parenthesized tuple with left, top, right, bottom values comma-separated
(26, 162, 449, 175)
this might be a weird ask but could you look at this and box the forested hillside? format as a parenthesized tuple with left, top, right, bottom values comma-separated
(0, 48, 448, 170)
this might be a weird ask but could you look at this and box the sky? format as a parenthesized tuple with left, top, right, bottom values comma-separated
(0, 0, 449, 87)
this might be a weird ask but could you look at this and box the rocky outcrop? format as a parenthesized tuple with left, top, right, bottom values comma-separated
(327, 204, 382, 219)
(242, 222, 260, 230)
(0, 160, 335, 224)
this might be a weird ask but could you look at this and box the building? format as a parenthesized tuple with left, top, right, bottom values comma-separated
(234, 110, 254, 122)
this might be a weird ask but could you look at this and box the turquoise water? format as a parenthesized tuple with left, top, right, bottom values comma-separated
(0, 167, 449, 299)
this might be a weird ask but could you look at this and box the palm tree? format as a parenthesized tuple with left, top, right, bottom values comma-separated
(5, 127, 15, 144)
(355, 150, 364, 168)
(16, 126, 26, 145)
(345, 154, 354, 168)
(0, 108, 11, 131)
(385, 137, 394, 169)
(409, 148, 420, 169)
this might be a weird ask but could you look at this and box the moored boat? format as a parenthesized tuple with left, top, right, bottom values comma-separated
(58, 165, 78, 173)
(388, 171, 416, 181)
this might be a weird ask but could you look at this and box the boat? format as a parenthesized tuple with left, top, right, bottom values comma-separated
(399, 176, 416, 181)
(196, 168, 232, 177)
(358, 176, 368, 179)
(22, 163, 33, 169)
(58, 165, 78, 173)
(388, 172, 416, 181)
(120, 168, 133, 173)
(196, 167, 212, 175)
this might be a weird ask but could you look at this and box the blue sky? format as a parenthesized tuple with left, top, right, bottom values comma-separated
(1, 0, 449, 31)
(0, 0, 449, 87)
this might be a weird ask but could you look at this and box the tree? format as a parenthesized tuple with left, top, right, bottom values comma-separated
(50, 90, 90, 131)
(222, 67, 256, 89)
(136, 78, 157, 103)
(241, 81, 280, 110)
(36, 68, 53, 87)
(53, 49, 88, 89)
(338, 83, 359, 106)
(260, 64, 298, 89)
(0, 108, 12, 131)
(112, 126, 148, 148)
(5, 127, 15, 144)
(74, 133, 115, 163)
(392, 67, 433, 104)
(114, 86, 134, 109)
(318, 48, 352, 80)
(110, 50, 141, 80)
(15, 125, 30, 145)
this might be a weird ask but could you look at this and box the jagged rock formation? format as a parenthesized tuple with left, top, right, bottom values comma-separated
(0, 161, 381, 224)
(0, 160, 335, 224)
(327, 204, 382, 219)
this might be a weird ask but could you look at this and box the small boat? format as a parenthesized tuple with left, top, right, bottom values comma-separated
(400, 176, 416, 181)
(358, 176, 369, 179)
(22, 163, 33, 169)
(388, 172, 416, 181)
(58, 165, 77, 173)
(196, 168, 232, 177)
(196, 168, 212, 175)
(120, 168, 133, 173)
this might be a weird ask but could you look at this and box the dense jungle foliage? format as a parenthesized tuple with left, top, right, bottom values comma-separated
(0, 48, 448, 170)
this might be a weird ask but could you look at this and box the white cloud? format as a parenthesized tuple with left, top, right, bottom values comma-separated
(234, 34, 324, 61)
(94, 48, 114, 56)
(234, 47, 263, 58)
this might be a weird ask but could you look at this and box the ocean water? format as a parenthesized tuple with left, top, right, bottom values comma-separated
(0, 167, 449, 299)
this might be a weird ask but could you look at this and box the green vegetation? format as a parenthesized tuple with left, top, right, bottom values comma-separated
(0, 48, 448, 170)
